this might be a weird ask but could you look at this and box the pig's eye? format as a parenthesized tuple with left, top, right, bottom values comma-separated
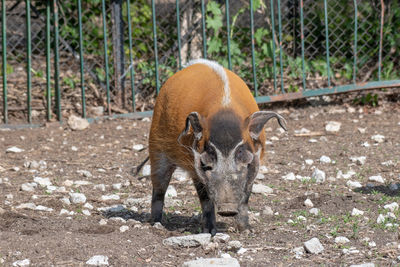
(200, 144, 216, 172)
(200, 160, 213, 172)
(235, 145, 253, 165)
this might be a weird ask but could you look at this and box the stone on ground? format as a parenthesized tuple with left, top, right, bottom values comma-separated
(163, 233, 211, 248)
(312, 169, 326, 183)
(304, 237, 324, 254)
(325, 121, 341, 132)
(69, 192, 87, 204)
(182, 258, 240, 267)
(68, 115, 89, 131)
(86, 255, 109, 266)
(252, 183, 273, 195)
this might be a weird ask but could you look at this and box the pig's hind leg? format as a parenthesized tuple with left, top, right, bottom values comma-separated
(150, 153, 176, 223)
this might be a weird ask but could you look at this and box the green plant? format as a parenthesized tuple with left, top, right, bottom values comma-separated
(353, 92, 379, 107)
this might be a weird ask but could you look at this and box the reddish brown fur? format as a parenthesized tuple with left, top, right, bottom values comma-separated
(149, 63, 266, 172)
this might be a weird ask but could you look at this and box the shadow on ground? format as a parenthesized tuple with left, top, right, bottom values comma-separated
(354, 183, 400, 197)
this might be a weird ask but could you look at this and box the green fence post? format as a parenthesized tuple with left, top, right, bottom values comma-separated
(300, 0, 306, 91)
(269, 0, 277, 93)
(26, 0, 32, 124)
(277, 0, 284, 93)
(45, 0, 51, 121)
(323, 0, 331, 87)
(176, 0, 182, 70)
(101, 0, 111, 114)
(151, 0, 160, 94)
(225, 0, 231, 70)
(250, 0, 258, 96)
(2, 0, 7, 124)
(353, 0, 358, 84)
(201, 0, 207, 59)
(77, 0, 86, 118)
(126, 0, 136, 111)
(53, 0, 61, 122)
(378, 0, 384, 81)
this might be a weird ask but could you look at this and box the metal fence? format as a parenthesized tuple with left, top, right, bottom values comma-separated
(1, 0, 400, 126)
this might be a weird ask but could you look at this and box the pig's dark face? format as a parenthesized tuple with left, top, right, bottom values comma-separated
(193, 140, 260, 216)
(179, 108, 286, 217)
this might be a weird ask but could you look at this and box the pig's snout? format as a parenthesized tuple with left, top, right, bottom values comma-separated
(217, 203, 238, 217)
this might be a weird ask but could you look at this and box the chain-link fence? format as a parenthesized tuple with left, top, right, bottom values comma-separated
(1, 0, 399, 124)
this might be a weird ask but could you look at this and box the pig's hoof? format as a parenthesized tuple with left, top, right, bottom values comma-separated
(203, 227, 217, 236)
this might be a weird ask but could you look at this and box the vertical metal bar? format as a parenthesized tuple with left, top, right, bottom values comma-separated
(126, 0, 135, 111)
(378, 0, 384, 81)
(277, 0, 284, 93)
(270, 0, 277, 93)
(176, 0, 182, 70)
(26, 0, 32, 123)
(300, 0, 306, 91)
(225, 0, 232, 70)
(151, 0, 160, 94)
(77, 0, 86, 118)
(2, 0, 7, 124)
(45, 0, 51, 121)
(53, 0, 61, 121)
(101, 0, 111, 114)
(353, 0, 358, 84)
(250, 0, 258, 96)
(323, 0, 331, 87)
(201, 0, 207, 59)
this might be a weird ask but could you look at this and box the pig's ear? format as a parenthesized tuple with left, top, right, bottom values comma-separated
(178, 112, 204, 143)
(247, 111, 287, 140)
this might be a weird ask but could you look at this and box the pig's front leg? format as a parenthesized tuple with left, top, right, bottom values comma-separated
(193, 178, 217, 236)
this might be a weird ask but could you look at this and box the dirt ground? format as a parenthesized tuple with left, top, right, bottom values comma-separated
(1, 94, 400, 266)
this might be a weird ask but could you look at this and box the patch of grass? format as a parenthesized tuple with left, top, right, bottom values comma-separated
(330, 225, 340, 237)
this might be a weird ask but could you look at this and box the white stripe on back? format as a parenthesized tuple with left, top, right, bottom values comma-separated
(185, 59, 231, 106)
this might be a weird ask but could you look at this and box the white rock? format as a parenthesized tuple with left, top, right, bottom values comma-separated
(357, 128, 366, 134)
(295, 128, 310, 134)
(163, 233, 211, 248)
(68, 115, 89, 131)
(99, 219, 108, 225)
(347, 180, 362, 189)
(213, 233, 230, 243)
(172, 168, 188, 182)
(182, 258, 240, 267)
(237, 247, 247, 255)
(371, 134, 385, 143)
(304, 237, 324, 254)
(227, 240, 242, 251)
(16, 203, 37, 210)
(377, 214, 386, 224)
(82, 209, 91, 216)
(255, 173, 264, 180)
(60, 209, 74, 216)
(94, 184, 106, 191)
(86, 255, 109, 266)
(112, 183, 122, 190)
(142, 165, 151, 176)
(350, 156, 367, 165)
(309, 138, 318, 143)
(252, 184, 273, 195)
(12, 259, 30, 266)
(6, 146, 24, 153)
(304, 198, 314, 208)
(381, 160, 395, 166)
(368, 241, 376, 248)
(33, 177, 52, 187)
(282, 172, 296, 181)
(292, 246, 305, 259)
(325, 121, 341, 133)
(343, 247, 360, 254)
(74, 180, 92, 186)
(297, 216, 306, 221)
(120, 225, 129, 233)
(369, 175, 385, 184)
(101, 194, 120, 201)
(337, 170, 356, 179)
(84, 203, 94, 210)
(312, 169, 326, 183)
(384, 202, 399, 212)
(77, 170, 92, 178)
(166, 185, 177, 198)
(60, 197, 71, 205)
(63, 180, 74, 187)
(133, 144, 144, 151)
(309, 208, 320, 215)
(361, 142, 370, 147)
(35, 205, 53, 212)
(349, 263, 375, 267)
(21, 182, 37, 192)
(69, 192, 87, 204)
(319, 156, 331, 164)
(71, 146, 78, 151)
(305, 159, 314, 165)
(351, 208, 364, 216)
(335, 236, 350, 244)
(262, 206, 274, 216)
(153, 222, 164, 230)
